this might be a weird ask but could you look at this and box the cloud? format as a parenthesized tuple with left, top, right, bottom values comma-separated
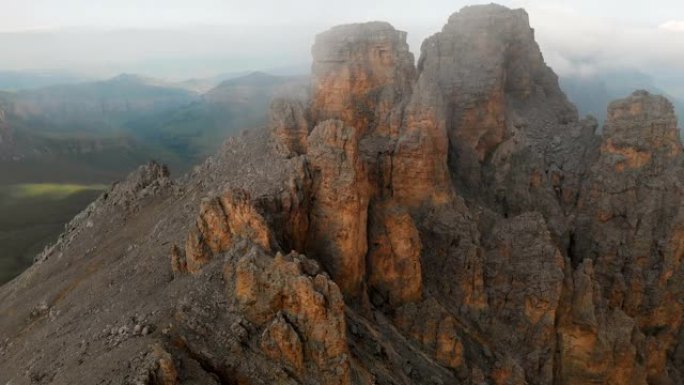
(660, 20, 684, 32)
(0, 0, 681, 91)
(518, 3, 684, 82)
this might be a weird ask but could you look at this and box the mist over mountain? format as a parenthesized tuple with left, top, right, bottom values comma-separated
(0, 70, 304, 282)
(0, 71, 89, 91)
(0, 71, 304, 178)
(560, 69, 684, 125)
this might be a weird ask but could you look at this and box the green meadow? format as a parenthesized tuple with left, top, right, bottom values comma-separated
(0, 183, 106, 283)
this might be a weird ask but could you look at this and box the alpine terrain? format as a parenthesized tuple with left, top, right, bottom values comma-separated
(0, 4, 683, 385)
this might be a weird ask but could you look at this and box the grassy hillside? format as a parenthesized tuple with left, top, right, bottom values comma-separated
(0, 183, 106, 283)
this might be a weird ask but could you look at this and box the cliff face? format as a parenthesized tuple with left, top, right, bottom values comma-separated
(1, 4, 683, 385)
(565, 91, 684, 385)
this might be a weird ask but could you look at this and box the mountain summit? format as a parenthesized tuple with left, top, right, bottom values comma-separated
(1, 5, 683, 385)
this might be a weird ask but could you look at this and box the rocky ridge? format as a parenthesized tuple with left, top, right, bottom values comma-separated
(0, 4, 683, 385)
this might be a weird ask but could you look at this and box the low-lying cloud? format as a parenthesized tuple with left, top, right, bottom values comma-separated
(660, 20, 684, 32)
(519, 2, 684, 99)
(0, 0, 681, 101)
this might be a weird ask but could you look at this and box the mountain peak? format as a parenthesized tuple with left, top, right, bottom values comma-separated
(2, 6, 684, 385)
(108, 73, 145, 84)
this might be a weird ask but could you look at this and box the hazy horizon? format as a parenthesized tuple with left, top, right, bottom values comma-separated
(0, 0, 683, 100)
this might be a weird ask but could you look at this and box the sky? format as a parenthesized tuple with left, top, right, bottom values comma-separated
(0, 0, 682, 92)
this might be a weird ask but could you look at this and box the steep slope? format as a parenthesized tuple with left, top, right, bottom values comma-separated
(565, 91, 684, 384)
(0, 72, 306, 286)
(1, 4, 683, 385)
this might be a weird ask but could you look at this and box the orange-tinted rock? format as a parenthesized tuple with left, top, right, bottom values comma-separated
(260, 312, 305, 373)
(433, 316, 464, 369)
(226, 249, 350, 385)
(7, 6, 684, 385)
(418, 5, 571, 189)
(415, 5, 596, 244)
(393, 298, 465, 370)
(367, 201, 422, 306)
(252, 157, 312, 253)
(490, 357, 526, 385)
(483, 213, 565, 384)
(556, 260, 648, 385)
(170, 244, 187, 275)
(151, 346, 181, 385)
(185, 188, 272, 273)
(574, 91, 684, 384)
(306, 119, 370, 298)
(600, 90, 682, 172)
(270, 97, 310, 156)
(391, 77, 452, 206)
(311, 22, 415, 137)
(309, 20, 453, 211)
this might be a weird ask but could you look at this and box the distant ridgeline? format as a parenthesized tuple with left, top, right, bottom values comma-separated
(0, 71, 307, 284)
(1, 5, 684, 384)
(560, 70, 684, 134)
(0, 71, 307, 183)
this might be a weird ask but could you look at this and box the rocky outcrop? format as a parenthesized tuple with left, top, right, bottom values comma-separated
(597, 90, 682, 173)
(556, 259, 649, 385)
(572, 91, 684, 384)
(483, 213, 565, 384)
(308, 20, 452, 207)
(367, 201, 422, 306)
(416, 4, 597, 241)
(4, 5, 684, 385)
(420, 5, 577, 181)
(393, 299, 466, 371)
(391, 74, 452, 206)
(269, 97, 310, 156)
(183, 155, 311, 273)
(184, 188, 272, 273)
(225, 247, 350, 385)
(310, 22, 415, 138)
(299, 21, 453, 304)
(306, 119, 370, 298)
(105, 161, 173, 208)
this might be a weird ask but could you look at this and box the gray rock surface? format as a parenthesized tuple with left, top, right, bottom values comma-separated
(1, 5, 683, 385)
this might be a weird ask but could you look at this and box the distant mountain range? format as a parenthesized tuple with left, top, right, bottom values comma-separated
(0, 71, 308, 183)
(560, 69, 684, 127)
(3, 6, 684, 383)
(0, 71, 90, 91)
